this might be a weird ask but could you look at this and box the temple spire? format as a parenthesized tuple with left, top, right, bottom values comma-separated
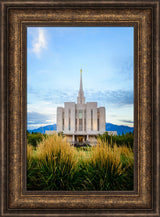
(77, 69, 85, 104)
(80, 69, 83, 92)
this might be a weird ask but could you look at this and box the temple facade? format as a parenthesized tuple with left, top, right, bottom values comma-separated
(57, 69, 106, 144)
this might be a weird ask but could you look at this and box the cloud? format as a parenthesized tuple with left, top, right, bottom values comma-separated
(30, 28, 47, 57)
(27, 86, 133, 107)
(27, 111, 55, 125)
(119, 120, 134, 124)
(120, 56, 133, 73)
(28, 87, 78, 105)
(27, 84, 39, 95)
(85, 89, 133, 106)
(105, 56, 133, 84)
(27, 89, 133, 129)
(119, 56, 134, 81)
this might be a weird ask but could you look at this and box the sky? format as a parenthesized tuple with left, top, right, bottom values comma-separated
(27, 27, 134, 130)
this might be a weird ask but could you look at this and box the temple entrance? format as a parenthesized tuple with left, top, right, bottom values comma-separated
(73, 136, 90, 147)
(78, 136, 83, 143)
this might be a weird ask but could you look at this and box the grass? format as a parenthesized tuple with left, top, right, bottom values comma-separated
(97, 132, 134, 149)
(27, 134, 134, 191)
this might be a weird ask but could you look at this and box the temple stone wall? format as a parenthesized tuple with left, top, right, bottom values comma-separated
(57, 107, 63, 132)
(99, 107, 106, 133)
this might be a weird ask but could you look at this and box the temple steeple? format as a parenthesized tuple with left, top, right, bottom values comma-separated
(77, 69, 85, 104)
(80, 69, 83, 92)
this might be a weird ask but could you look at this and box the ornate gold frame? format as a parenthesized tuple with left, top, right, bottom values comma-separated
(0, 0, 159, 216)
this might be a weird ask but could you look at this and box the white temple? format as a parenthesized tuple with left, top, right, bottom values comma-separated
(57, 69, 106, 144)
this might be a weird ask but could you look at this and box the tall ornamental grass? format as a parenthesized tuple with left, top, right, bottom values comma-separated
(27, 135, 85, 190)
(82, 139, 134, 190)
(27, 134, 134, 191)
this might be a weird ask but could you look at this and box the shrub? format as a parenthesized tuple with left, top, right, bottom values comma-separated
(27, 145, 40, 190)
(82, 139, 133, 190)
(27, 135, 86, 190)
(98, 132, 134, 149)
(27, 132, 44, 148)
(27, 134, 134, 191)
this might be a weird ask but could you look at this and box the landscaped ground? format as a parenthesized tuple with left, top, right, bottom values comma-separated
(27, 133, 134, 191)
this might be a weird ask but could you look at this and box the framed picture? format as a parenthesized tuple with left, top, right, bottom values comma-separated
(27, 26, 134, 192)
(0, 0, 159, 216)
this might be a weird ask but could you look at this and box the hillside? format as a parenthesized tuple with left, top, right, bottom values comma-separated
(105, 123, 134, 135)
(28, 123, 133, 135)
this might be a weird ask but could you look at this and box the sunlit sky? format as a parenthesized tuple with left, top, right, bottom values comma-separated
(27, 27, 134, 130)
